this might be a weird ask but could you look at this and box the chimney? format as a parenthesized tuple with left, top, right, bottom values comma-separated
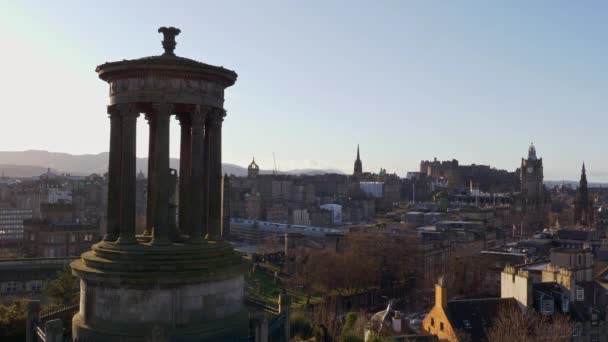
(435, 277, 448, 309)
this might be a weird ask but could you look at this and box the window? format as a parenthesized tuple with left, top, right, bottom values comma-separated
(431, 318, 435, 327)
(576, 287, 584, 301)
(70, 234, 76, 243)
(440, 322, 444, 331)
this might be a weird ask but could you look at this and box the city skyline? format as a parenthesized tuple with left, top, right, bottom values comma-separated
(1, 1, 607, 180)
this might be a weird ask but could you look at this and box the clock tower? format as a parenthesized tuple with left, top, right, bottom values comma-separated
(520, 143, 544, 200)
(514, 143, 549, 237)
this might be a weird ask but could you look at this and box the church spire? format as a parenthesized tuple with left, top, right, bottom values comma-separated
(582, 162, 586, 175)
(574, 162, 592, 226)
(580, 162, 588, 188)
(353, 144, 363, 178)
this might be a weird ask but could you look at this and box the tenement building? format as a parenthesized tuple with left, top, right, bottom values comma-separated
(69, 28, 246, 341)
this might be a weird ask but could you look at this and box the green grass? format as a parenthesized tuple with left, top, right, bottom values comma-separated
(245, 264, 322, 308)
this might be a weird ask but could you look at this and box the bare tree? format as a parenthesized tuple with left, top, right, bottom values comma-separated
(486, 306, 574, 342)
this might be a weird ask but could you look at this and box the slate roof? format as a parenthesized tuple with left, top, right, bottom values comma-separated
(557, 229, 594, 241)
(445, 297, 518, 342)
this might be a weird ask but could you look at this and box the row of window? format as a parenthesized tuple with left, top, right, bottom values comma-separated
(0, 219, 26, 223)
(1, 282, 43, 293)
(0, 215, 31, 219)
(29, 233, 95, 243)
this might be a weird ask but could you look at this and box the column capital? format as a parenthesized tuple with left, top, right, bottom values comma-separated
(108, 103, 140, 117)
(176, 112, 191, 126)
(191, 105, 212, 127)
(151, 103, 174, 116)
(207, 107, 225, 127)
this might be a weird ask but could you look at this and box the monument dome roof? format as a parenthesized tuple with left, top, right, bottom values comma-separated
(96, 27, 237, 86)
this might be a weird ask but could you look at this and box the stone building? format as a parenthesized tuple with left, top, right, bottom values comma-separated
(422, 277, 518, 342)
(419, 158, 518, 192)
(69, 27, 248, 341)
(266, 203, 289, 224)
(501, 248, 608, 340)
(23, 203, 98, 258)
(0, 257, 76, 303)
(513, 143, 550, 236)
(248, 157, 260, 178)
(0, 207, 33, 243)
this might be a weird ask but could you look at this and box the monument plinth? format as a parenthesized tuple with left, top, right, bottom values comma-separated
(70, 28, 246, 341)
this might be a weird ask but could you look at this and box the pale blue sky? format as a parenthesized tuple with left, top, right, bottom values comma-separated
(0, 1, 606, 180)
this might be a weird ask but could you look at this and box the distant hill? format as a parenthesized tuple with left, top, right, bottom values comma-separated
(0, 164, 65, 178)
(0, 150, 342, 178)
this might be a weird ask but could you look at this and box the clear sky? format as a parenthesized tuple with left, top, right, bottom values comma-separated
(0, 1, 607, 181)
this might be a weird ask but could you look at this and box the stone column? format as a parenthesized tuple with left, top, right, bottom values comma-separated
(150, 103, 173, 245)
(206, 108, 225, 241)
(202, 114, 210, 237)
(189, 106, 207, 243)
(116, 105, 139, 245)
(144, 114, 156, 236)
(104, 106, 122, 242)
(177, 113, 192, 237)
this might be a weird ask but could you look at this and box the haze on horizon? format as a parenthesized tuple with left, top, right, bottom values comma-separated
(0, 1, 606, 181)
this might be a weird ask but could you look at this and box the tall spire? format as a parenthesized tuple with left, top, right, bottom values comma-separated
(582, 162, 586, 175)
(353, 144, 363, 178)
(574, 162, 592, 226)
(580, 162, 588, 186)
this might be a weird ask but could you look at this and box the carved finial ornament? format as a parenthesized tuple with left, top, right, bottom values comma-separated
(158, 27, 181, 56)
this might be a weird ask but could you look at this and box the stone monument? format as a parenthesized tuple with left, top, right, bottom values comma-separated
(70, 27, 247, 341)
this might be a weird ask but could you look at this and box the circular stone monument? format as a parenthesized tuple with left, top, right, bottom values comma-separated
(70, 27, 247, 341)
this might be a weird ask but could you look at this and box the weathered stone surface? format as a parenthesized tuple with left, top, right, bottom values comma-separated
(72, 27, 244, 341)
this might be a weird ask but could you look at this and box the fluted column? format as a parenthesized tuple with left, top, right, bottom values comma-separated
(189, 106, 208, 243)
(206, 108, 225, 241)
(144, 114, 156, 236)
(103, 106, 122, 242)
(150, 103, 173, 245)
(202, 112, 210, 237)
(177, 113, 192, 237)
(116, 105, 139, 245)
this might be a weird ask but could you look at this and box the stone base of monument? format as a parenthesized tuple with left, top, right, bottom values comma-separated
(71, 240, 248, 341)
